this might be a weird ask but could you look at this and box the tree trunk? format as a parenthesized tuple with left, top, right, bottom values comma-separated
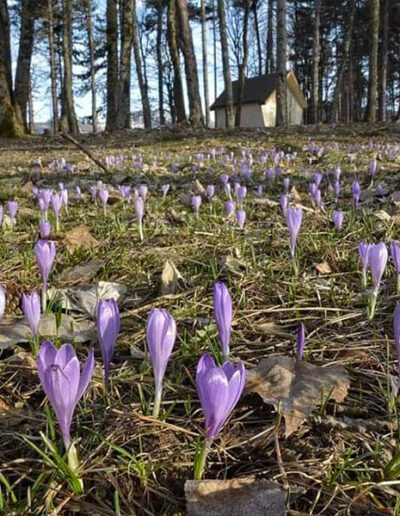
(217, 0, 234, 128)
(156, 0, 165, 125)
(0, 0, 24, 137)
(85, 0, 97, 133)
(330, 0, 356, 123)
(106, 0, 118, 131)
(14, 0, 35, 131)
(132, 0, 152, 128)
(252, 0, 262, 75)
(60, 0, 79, 134)
(115, 0, 132, 129)
(176, 0, 203, 126)
(201, 0, 210, 126)
(379, 0, 388, 121)
(47, 0, 58, 134)
(310, 0, 320, 124)
(367, 0, 379, 123)
(212, 0, 217, 100)
(275, 0, 287, 126)
(266, 0, 274, 74)
(166, 0, 186, 123)
(235, 0, 250, 127)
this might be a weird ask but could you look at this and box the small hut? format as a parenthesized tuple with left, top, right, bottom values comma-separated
(211, 71, 307, 128)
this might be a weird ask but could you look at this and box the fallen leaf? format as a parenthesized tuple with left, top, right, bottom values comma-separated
(166, 207, 185, 225)
(64, 225, 99, 251)
(290, 186, 302, 202)
(246, 356, 349, 436)
(185, 478, 286, 516)
(0, 314, 96, 348)
(192, 179, 206, 195)
(314, 261, 332, 275)
(48, 281, 127, 317)
(219, 255, 248, 276)
(374, 210, 392, 222)
(63, 259, 106, 284)
(161, 260, 186, 295)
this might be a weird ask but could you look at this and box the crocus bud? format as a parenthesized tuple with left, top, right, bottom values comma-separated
(22, 291, 41, 336)
(296, 323, 306, 360)
(134, 196, 144, 222)
(333, 180, 340, 202)
(225, 201, 235, 218)
(191, 195, 202, 215)
(352, 181, 361, 209)
(96, 298, 120, 389)
(7, 200, 18, 227)
(206, 185, 215, 200)
(369, 242, 388, 291)
(34, 240, 56, 290)
(369, 159, 377, 179)
(280, 194, 289, 215)
(285, 207, 303, 259)
(39, 219, 51, 239)
(283, 177, 290, 193)
(0, 285, 5, 322)
(98, 189, 109, 214)
(138, 185, 148, 200)
(146, 308, 176, 418)
(332, 210, 344, 230)
(236, 210, 246, 229)
(213, 281, 232, 361)
(0, 205, 3, 227)
(376, 183, 384, 197)
(358, 242, 371, 289)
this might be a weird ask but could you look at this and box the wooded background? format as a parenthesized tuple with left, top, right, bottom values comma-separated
(0, 0, 399, 137)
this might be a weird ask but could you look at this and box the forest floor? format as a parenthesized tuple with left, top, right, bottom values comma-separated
(0, 124, 400, 515)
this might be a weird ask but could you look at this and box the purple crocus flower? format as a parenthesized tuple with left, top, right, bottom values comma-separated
(7, 201, 18, 228)
(369, 242, 388, 290)
(236, 210, 246, 229)
(283, 177, 290, 193)
(37, 340, 95, 449)
(332, 210, 344, 230)
(146, 308, 177, 418)
(225, 201, 235, 218)
(213, 281, 232, 361)
(285, 207, 303, 260)
(196, 354, 245, 441)
(61, 188, 68, 213)
(368, 242, 388, 319)
(76, 186, 82, 199)
(220, 173, 229, 185)
(376, 183, 384, 197)
(280, 194, 289, 215)
(393, 303, 400, 380)
(296, 323, 306, 360)
(191, 195, 202, 217)
(22, 291, 41, 337)
(333, 180, 341, 203)
(391, 241, 400, 293)
(51, 193, 62, 230)
(334, 166, 341, 181)
(314, 172, 323, 187)
(0, 285, 5, 322)
(98, 189, 109, 214)
(358, 242, 371, 289)
(0, 205, 3, 227)
(308, 182, 318, 198)
(89, 186, 97, 203)
(39, 219, 51, 239)
(352, 181, 361, 209)
(369, 159, 377, 180)
(206, 185, 215, 200)
(96, 299, 120, 390)
(34, 239, 56, 310)
(237, 185, 247, 205)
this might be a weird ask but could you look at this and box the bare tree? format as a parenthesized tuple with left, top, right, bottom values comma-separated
(218, 0, 234, 127)
(310, 0, 320, 124)
(85, 0, 97, 133)
(47, 0, 58, 134)
(367, 0, 379, 123)
(265, 0, 274, 74)
(235, 0, 251, 127)
(106, 0, 118, 130)
(379, 0, 389, 121)
(275, 0, 287, 126)
(156, 0, 165, 125)
(201, 0, 210, 126)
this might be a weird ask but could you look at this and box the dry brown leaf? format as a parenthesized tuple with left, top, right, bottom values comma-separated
(166, 207, 185, 225)
(246, 356, 349, 436)
(290, 185, 302, 202)
(63, 259, 105, 284)
(192, 179, 206, 195)
(161, 260, 186, 295)
(218, 255, 248, 275)
(314, 261, 332, 275)
(64, 225, 99, 251)
(185, 478, 286, 516)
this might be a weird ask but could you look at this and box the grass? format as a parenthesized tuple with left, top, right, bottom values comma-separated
(0, 126, 399, 514)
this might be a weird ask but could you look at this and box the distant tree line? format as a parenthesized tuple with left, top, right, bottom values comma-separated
(0, 0, 398, 136)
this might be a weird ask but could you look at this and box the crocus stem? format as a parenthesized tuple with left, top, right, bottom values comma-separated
(56, 217, 60, 232)
(368, 289, 379, 320)
(42, 285, 47, 312)
(152, 387, 162, 418)
(291, 254, 298, 277)
(362, 271, 367, 289)
(194, 438, 212, 480)
(67, 442, 84, 492)
(138, 221, 144, 242)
